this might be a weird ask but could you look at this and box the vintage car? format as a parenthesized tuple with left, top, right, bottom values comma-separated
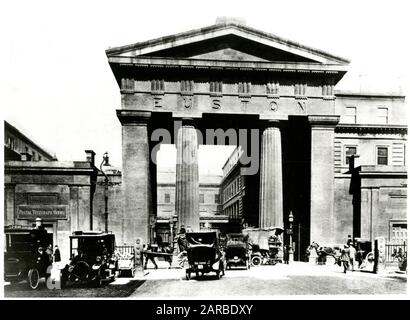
(61, 231, 118, 287)
(225, 233, 250, 269)
(185, 232, 226, 280)
(4, 226, 53, 289)
(244, 227, 284, 266)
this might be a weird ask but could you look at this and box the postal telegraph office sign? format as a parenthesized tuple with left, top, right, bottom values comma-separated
(17, 205, 68, 220)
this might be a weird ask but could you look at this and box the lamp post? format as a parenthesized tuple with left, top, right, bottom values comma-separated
(100, 152, 110, 233)
(288, 211, 294, 262)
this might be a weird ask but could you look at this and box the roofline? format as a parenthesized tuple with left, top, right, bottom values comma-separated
(335, 90, 405, 99)
(106, 22, 350, 64)
(4, 121, 56, 160)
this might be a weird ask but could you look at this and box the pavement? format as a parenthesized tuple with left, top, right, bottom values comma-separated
(3, 260, 407, 298)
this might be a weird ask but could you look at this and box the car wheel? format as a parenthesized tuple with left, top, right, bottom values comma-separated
(131, 268, 135, 278)
(251, 256, 262, 267)
(28, 268, 40, 290)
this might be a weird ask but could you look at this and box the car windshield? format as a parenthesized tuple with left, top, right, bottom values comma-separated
(186, 232, 217, 246)
(74, 237, 111, 255)
(5, 233, 35, 252)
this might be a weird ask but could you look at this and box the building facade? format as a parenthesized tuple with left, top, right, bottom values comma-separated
(4, 121, 56, 161)
(156, 169, 227, 244)
(106, 18, 407, 249)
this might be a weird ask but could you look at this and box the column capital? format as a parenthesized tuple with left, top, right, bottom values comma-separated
(116, 110, 151, 125)
(261, 119, 283, 129)
(308, 115, 340, 128)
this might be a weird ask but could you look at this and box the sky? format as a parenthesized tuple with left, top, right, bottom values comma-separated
(1, 0, 409, 175)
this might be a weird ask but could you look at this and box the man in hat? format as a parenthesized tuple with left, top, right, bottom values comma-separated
(340, 244, 350, 273)
(176, 226, 189, 268)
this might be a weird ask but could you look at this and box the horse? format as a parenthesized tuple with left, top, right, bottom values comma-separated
(308, 241, 339, 264)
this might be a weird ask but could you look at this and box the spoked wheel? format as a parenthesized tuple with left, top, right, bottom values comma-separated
(28, 268, 40, 290)
(251, 256, 262, 267)
(186, 271, 191, 280)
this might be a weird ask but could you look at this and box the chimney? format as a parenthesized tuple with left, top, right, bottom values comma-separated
(85, 150, 96, 166)
(21, 152, 32, 161)
(215, 16, 247, 26)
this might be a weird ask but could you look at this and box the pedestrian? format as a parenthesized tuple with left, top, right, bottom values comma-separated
(283, 245, 289, 264)
(46, 244, 53, 263)
(53, 245, 61, 267)
(349, 243, 356, 271)
(144, 244, 158, 269)
(340, 244, 350, 273)
(176, 226, 189, 268)
(346, 235, 353, 246)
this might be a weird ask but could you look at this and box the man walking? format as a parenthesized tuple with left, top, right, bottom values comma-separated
(349, 243, 356, 271)
(340, 244, 350, 273)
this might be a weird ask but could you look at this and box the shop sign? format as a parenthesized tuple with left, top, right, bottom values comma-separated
(17, 205, 68, 220)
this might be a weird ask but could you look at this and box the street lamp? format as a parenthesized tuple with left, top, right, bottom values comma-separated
(288, 211, 294, 262)
(100, 152, 110, 233)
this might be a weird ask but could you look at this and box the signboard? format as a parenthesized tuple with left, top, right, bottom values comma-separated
(17, 205, 68, 220)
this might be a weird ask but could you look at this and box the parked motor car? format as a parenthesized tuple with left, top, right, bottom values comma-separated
(185, 232, 226, 280)
(61, 231, 118, 287)
(4, 226, 53, 289)
(225, 233, 250, 269)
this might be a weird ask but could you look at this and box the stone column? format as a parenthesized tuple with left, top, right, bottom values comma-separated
(175, 119, 200, 231)
(117, 110, 152, 244)
(308, 115, 339, 245)
(259, 120, 283, 228)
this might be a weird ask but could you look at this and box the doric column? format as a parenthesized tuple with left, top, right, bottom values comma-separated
(117, 110, 152, 244)
(259, 120, 283, 228)
(308, 115, 339, 245)
(175, 118, 200, 231)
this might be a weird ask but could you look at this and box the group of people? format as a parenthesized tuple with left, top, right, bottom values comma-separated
(35, 244, 61, 268)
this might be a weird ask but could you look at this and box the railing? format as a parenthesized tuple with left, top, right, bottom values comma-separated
(384, 242, 407, 263)
(115, 245, 135, 255)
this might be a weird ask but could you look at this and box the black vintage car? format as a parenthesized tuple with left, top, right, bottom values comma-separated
(61, 231, 118, 287)
(185, 232, 226, 280)
(225, 233, 250, 270)
(4, 226, 53, 289)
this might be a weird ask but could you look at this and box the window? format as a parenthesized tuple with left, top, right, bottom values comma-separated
(214, 194, 220, 204)
(345, 146, 357, 165)
(32, 151, 36, 161)
(390, 223, 407, 244)
(377, 147, 388, 165)
(199, 194, 204, 204)
(164, 193, 170, 203)
(344, 107, 357, 124)
(377, 107, 388, 124)
(38, 155, 42, 161)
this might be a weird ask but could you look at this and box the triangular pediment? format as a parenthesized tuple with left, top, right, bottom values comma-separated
(185, 48, 270, 62)
(106, 22, 349, 65)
